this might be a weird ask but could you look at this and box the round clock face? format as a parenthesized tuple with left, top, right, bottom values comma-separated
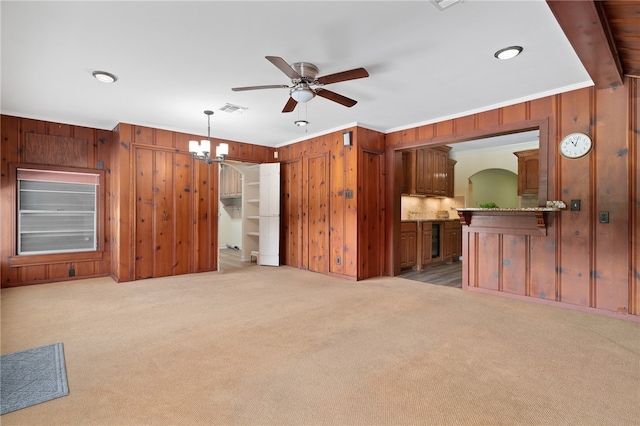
(559, 132, 592, 159)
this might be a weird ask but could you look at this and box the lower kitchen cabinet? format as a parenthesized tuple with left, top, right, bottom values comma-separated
(420, 222, 433, 265)
(443, 221, 462, 262)
(400, 222, 417, 269)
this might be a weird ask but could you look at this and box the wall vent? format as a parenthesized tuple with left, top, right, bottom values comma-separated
(430, 0, 463, 11)
(220, 103, 248, 114)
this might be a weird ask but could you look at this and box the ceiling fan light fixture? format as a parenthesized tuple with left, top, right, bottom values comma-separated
(92, 70, 117, 83)
(294, 120, 309, 127)
(494, 46, 523, 60)
(290, 86, 315, 103)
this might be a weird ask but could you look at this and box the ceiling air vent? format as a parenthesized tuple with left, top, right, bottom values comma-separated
(430, 0, 463, 11)
(220, 103, 248, 114)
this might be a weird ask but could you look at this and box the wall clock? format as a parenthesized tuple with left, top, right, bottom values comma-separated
(559, 132, 593, 159)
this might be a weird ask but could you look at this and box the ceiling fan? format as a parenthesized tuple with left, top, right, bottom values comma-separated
(231, 56, 369, 113)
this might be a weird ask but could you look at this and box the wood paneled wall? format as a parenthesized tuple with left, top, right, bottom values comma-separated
(111, 123, 274, 282)
(277, 126, 385, 280)
(385, 79, 639, 317)
(1, 115, 113, 287)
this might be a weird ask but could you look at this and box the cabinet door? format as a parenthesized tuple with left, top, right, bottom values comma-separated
(400, 231, 417, 268)
(447, 159, 456, 198)
(421, 226, 432, 265)
(514, 149, 539, 195)
(434, 150, 448, 195)
(259, 163, 280, 217)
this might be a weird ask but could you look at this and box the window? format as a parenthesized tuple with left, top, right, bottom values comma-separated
(17, 169, 99, 255)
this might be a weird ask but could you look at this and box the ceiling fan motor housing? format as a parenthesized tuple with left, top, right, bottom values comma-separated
(291, 62, 319, 82)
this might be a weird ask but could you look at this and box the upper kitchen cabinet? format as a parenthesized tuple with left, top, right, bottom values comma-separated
(403, 146, 453, 197)
(513, 149, 539, 195)
(220, 164, 242, 199)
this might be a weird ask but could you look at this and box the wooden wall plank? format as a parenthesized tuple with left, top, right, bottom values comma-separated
(153, 150, 173, 277)
(593, 82, 631, 313)
(632, 78, 640, 316)
(476, 233, 500, 291)
(501, 235, 527, 295)
(155, 129, 174, 148)
(172, 153, 193, 275)
(557, 89, 593, 307)
(502, 102, 529, 124)
(281, 160, 303, 268)
(454, 115, 476, 134)
(24, 134, 89, 168)
(330, 133, 345, 275)
(1, 115, 21, 286)
(307, 154, 329, 274)
(359, 150, 384, 279)
(135, 147, 154, 280)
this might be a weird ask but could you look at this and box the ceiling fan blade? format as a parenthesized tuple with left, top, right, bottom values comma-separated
(282, 97, 298, 113)
(266, 56, 301, 80)
(316, 67, 369, 85)
(315, 88, 357, 107)
(232, 84, 289, 92)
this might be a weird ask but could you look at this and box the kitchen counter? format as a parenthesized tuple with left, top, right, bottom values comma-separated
(455, 207, 560, 235)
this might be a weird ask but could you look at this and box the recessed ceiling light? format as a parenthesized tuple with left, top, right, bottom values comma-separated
(294, 120, 309, 127)
(92, 70, 117, 83)
(494, 46, 523, 60)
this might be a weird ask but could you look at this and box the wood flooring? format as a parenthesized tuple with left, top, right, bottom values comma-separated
(222, 248, 461, 287)
(219, 247, 257, 272)
(400, 261, 462, 288)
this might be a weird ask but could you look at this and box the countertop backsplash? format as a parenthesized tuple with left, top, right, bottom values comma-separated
(402, 196, 465, 220)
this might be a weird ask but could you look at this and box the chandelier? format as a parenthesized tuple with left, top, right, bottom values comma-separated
(189, 110, 228, 164)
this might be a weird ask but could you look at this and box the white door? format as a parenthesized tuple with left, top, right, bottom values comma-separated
(259, 163, 280, 266)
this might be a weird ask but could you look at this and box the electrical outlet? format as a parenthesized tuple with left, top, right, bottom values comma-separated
(599, 211, 609, 223)
(570, 199, 581, 211)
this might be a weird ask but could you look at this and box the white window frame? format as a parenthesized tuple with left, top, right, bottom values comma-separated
(17, 168, 99, 255)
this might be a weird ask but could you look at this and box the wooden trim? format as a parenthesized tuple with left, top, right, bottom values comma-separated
(386, 118, 550, 277)
(10, 250, 104, 267)
(465, 285, 640, 323)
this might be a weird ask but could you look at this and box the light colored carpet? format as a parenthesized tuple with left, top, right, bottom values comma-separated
(1, 266, 639, 425)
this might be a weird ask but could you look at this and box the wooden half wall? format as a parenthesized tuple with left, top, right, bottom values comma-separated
(385, 78, 639, 318)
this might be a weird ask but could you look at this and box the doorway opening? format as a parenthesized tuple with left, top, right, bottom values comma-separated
(218, 161, 258, 273)
(395, 128, 541, 287)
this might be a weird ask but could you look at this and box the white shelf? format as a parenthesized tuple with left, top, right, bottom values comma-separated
(247, 198, 260, 203)
(247, 215, 259, 220)
(247, 181, 260, 186)
(246, 231, 260, 236)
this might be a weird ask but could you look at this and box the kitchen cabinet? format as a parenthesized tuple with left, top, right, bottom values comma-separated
(403, 147, 452, 197)
(401, 151, 413, 195)
(513, 149, 539, 195)
(220, 164, 242, 199)
(400, 222, 417, 269)
(447, 159, 456, 198)
(420, 222, 434, 265)
(443, 221, 462, 262)
(401, 220, 462, 270)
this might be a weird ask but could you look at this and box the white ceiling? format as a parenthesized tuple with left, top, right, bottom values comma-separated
(1, 1, 593, 149)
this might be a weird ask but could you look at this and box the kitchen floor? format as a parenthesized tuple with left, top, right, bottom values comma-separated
(399, 261, 462, 288)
